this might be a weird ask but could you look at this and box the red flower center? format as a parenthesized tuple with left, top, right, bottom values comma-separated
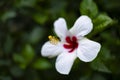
(63, 36, 78, 53)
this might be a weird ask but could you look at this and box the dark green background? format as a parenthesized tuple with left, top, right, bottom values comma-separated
(0, 0, 120, 80)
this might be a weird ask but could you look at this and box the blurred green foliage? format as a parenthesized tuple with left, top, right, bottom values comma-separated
(0, 0, 120, 80)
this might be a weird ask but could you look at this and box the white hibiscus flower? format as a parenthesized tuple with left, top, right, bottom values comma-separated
(41, 15, 101, 75)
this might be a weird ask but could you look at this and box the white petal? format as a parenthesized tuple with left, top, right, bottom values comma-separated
(41, 41, 63, 58)
(77, 38, 101, 62)
(70, 16, 93, 38)
(54, 18, 68, 40)
(55, 51, 77, 75)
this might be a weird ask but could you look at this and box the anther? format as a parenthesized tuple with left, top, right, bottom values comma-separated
(48, 35, 59, 45)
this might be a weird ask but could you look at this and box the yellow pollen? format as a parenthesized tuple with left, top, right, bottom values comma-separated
(48, 35, 59, 45)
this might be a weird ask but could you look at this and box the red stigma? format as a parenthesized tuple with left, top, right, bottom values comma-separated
(63, 36, 78, 53)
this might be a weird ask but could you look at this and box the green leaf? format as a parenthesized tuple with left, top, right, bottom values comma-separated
(89, 14, 113, 37)
(13, 53, 27, 69)
(99, 46, 114, 62)
(0, 76, 12, 80)
(33, 13, 48, 24)
(13, 45, 35, 69)
(101, 32, 120, 45)
(22, 44, 35, 63)
(92, 74, 106, 80)
(13, 53, 25, 63)
(14, 0, 37, 8)
(91, 58, 111, 73)
(29, 27, 45, 44)
(10, 66, 23, 77)
(3, 35, 14, 54)
(1, 10, 16, 22)
(79, 76, 89, 80)
(93, 14, 113, 30)
(80, 0, 98, 18)
(19, 63, 28, 69)
(0, 60, 11, 66)
(32, 58, 52, 70)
